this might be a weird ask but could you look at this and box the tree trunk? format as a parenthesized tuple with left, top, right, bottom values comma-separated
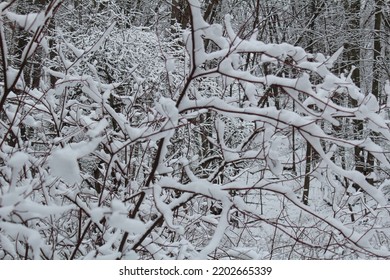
(302, 143, 312, 205)
(302, 0, 316, 205)
(366, 0, 383, 184)
(171, 0, 190, 29)
(343, 0, 363, 192)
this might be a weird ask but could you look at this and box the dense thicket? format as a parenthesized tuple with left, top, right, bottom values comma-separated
(1, 0, 390, 259)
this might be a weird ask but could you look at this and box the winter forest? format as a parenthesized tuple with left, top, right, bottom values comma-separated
(2, 0, 390, 260)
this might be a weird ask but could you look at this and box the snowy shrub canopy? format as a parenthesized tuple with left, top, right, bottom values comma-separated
(1, 0, 390, 259)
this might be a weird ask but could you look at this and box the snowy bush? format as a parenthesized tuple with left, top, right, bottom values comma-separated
(1, 0, 390, 259)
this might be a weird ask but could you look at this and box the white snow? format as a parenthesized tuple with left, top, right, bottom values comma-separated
(6, 11, 44, 32)
(107, 212, 145, 234)
(7, 151, 29, 173)
(48, 145, 82, 185)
